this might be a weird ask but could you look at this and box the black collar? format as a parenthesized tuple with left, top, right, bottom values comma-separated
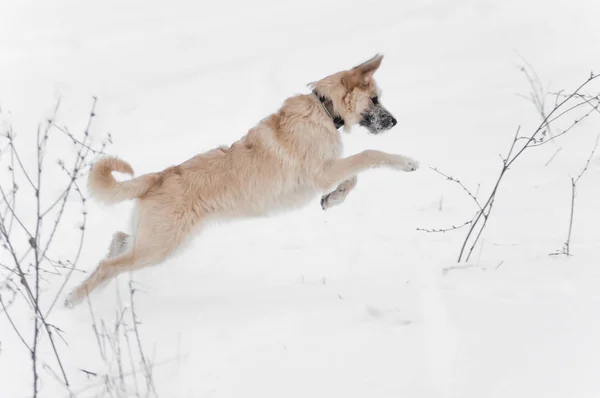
(313, 90, 344, 129)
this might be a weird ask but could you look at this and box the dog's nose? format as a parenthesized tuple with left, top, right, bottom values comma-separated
(391, 117, 397, 127)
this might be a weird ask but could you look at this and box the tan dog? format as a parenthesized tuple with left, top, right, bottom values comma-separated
(65, 54, 419, 307)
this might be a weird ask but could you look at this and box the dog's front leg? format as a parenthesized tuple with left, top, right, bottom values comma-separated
(318, 150, 419, 193)
(320, 176, 358, 211)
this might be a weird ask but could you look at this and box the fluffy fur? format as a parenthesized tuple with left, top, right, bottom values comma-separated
(65, 54, 419, 306)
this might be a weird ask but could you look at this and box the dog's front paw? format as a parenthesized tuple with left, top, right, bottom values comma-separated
(402, 157, 419, 172)
(321, 192, 338, 211)
(320, 194, 328, 210)
(321, 190, 346, 211)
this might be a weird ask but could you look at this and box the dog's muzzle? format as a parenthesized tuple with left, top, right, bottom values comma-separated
(360, 103, 397, 134)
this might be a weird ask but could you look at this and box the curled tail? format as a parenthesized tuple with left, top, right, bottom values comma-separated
(88, 157, 159, 204)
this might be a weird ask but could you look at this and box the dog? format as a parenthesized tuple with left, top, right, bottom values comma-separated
(65, 54, 419, 307)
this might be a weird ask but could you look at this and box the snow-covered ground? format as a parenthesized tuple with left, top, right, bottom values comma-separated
(2, 0, 600, 397)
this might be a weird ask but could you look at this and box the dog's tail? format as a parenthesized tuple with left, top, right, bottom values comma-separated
(88, 157, 160, 204)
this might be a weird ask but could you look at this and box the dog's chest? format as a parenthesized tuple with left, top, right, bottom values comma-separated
(306, 128, 343, 162)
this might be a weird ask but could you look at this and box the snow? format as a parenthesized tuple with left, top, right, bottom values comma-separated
(1, 0, 600, 397)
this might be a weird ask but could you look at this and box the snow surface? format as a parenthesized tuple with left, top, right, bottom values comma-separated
(1, 0, 600, 397)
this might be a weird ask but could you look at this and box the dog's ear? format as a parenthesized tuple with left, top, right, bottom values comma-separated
(343, 54, 384, 90)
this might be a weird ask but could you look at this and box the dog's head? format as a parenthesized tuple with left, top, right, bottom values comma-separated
(309, 54, 397, 134)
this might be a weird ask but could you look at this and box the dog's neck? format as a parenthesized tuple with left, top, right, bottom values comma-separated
(312, 90, 344, 129)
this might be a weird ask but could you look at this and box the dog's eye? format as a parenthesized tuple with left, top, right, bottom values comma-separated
(371, 96, 379, 105)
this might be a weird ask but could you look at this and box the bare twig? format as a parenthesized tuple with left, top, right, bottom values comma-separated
(544, 147, 562, 167)
(129, 281, 157, 397)
(0, 97, 112, 396)
(0, 293, 31, 351)
(80, 280, 157, 397)
(516, 56, 554, 138)
(424, 67, 599, 263)
(574, 134, 600, 184)
(52, 123, 110, 156)
(429, 167, 483, 211)
(554, 133, 600, 256)
(417, 218, 474, 234)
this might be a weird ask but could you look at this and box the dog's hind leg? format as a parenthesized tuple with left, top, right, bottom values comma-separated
(106, 231, 130, 258)
(65, 239, 178, 307)
(65, 250, 138, 307)
(63, 231, 132, 308)
(320, 176, 358, 211)
(65, 213, 191, 307)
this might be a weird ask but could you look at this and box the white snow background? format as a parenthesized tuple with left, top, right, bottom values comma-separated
(1, 0, 600, 397)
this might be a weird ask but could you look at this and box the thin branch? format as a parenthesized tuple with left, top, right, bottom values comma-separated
(465, 197, 495, 262)
(0, 97, 110, 395)
(40, 99, 96, 255)
(0, 183, 34, 240)
(555, 133, 600, 257)
(574, 133, 600, 184)
(6, 129, 36, 190)
(506, 74, 600, 168)
(429, 167, 483, 211)
(0, 293, 31, 352)
(517, 58, 554, 138)
(45, 179, 87, 317)
(504, 126, 522, 162)
(130, 281, 157, 396)
(529, 98, 600, 148)
(51, 123, 110, 156)
(544, 147, 562, 167)
(417, 218, 474, 234)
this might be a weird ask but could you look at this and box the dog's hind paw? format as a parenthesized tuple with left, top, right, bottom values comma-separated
(64, 295, 74, 309)
(64, 292, 82, 309)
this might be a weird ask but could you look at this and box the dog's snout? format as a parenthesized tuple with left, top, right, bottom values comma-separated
(382, 115, 396, 128)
